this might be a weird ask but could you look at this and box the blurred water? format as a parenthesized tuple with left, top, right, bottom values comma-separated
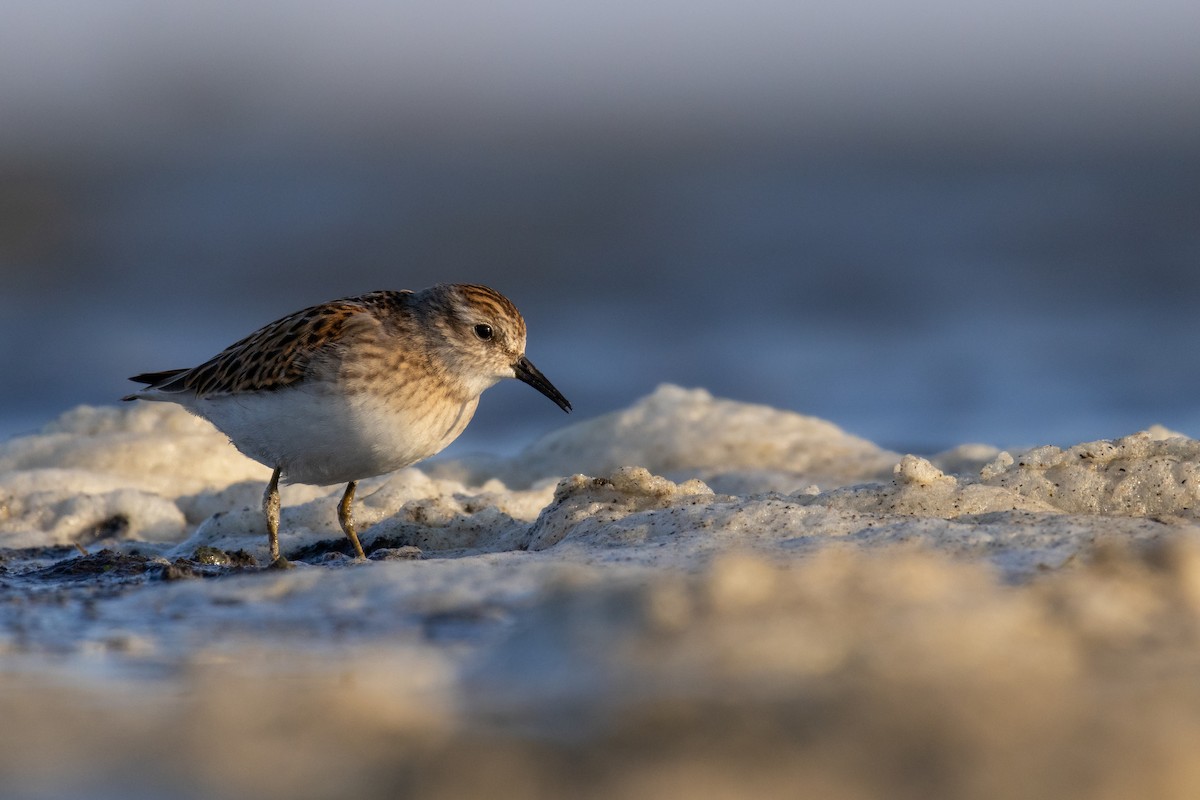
(2, 148, 1198, 453)
(2, 0, 1197, 454)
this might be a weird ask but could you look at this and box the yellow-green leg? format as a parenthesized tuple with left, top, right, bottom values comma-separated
(338, 481, 367, 559)
(263, 466, 283, 564)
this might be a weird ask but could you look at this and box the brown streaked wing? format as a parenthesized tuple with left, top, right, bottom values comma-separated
(161, 290, 411, 397)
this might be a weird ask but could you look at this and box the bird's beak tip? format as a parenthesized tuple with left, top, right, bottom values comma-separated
(514, 356, 571, 414)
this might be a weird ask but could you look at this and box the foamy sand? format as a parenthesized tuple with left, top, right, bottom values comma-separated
(3, 384, 1200, 799)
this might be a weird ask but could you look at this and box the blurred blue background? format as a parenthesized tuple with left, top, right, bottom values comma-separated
(1, 1, 1198, 454)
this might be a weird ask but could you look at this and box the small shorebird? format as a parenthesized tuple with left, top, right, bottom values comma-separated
(124, 284, 571, 564)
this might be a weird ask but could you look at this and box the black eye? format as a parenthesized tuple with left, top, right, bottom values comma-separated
(473, 323, 494, 341)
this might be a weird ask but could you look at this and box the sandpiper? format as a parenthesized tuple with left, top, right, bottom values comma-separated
(124, 284, 570, 564)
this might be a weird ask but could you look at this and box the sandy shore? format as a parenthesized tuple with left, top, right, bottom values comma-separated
(3, 385, 1200, 799)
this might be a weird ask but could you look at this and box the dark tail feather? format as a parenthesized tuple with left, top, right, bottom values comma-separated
(123, 368, 190, 401)
(129, 369, 188, 385)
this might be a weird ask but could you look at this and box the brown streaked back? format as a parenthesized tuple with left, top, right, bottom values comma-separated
(127, 290, 413, 398)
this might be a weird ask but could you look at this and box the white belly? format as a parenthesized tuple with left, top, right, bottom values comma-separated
(182, 385, 478, 486)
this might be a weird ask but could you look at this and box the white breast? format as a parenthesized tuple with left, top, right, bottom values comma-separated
(182, 385, 479, 486)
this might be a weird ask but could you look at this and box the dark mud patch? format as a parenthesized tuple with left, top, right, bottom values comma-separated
(289, 535, 425, 562)
(1, 546, 263, 588)
(190, 546, 258, 569)
(28, 549, 154, 582)
(76, 514, 131, 545)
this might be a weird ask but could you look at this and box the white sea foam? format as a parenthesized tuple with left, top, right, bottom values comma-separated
(2, 384, 1200, 798)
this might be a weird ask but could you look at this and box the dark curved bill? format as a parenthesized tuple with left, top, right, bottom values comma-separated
(514, 355, 572, 413)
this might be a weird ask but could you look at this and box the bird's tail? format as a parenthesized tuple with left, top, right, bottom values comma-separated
(122, 368, 190, 401)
